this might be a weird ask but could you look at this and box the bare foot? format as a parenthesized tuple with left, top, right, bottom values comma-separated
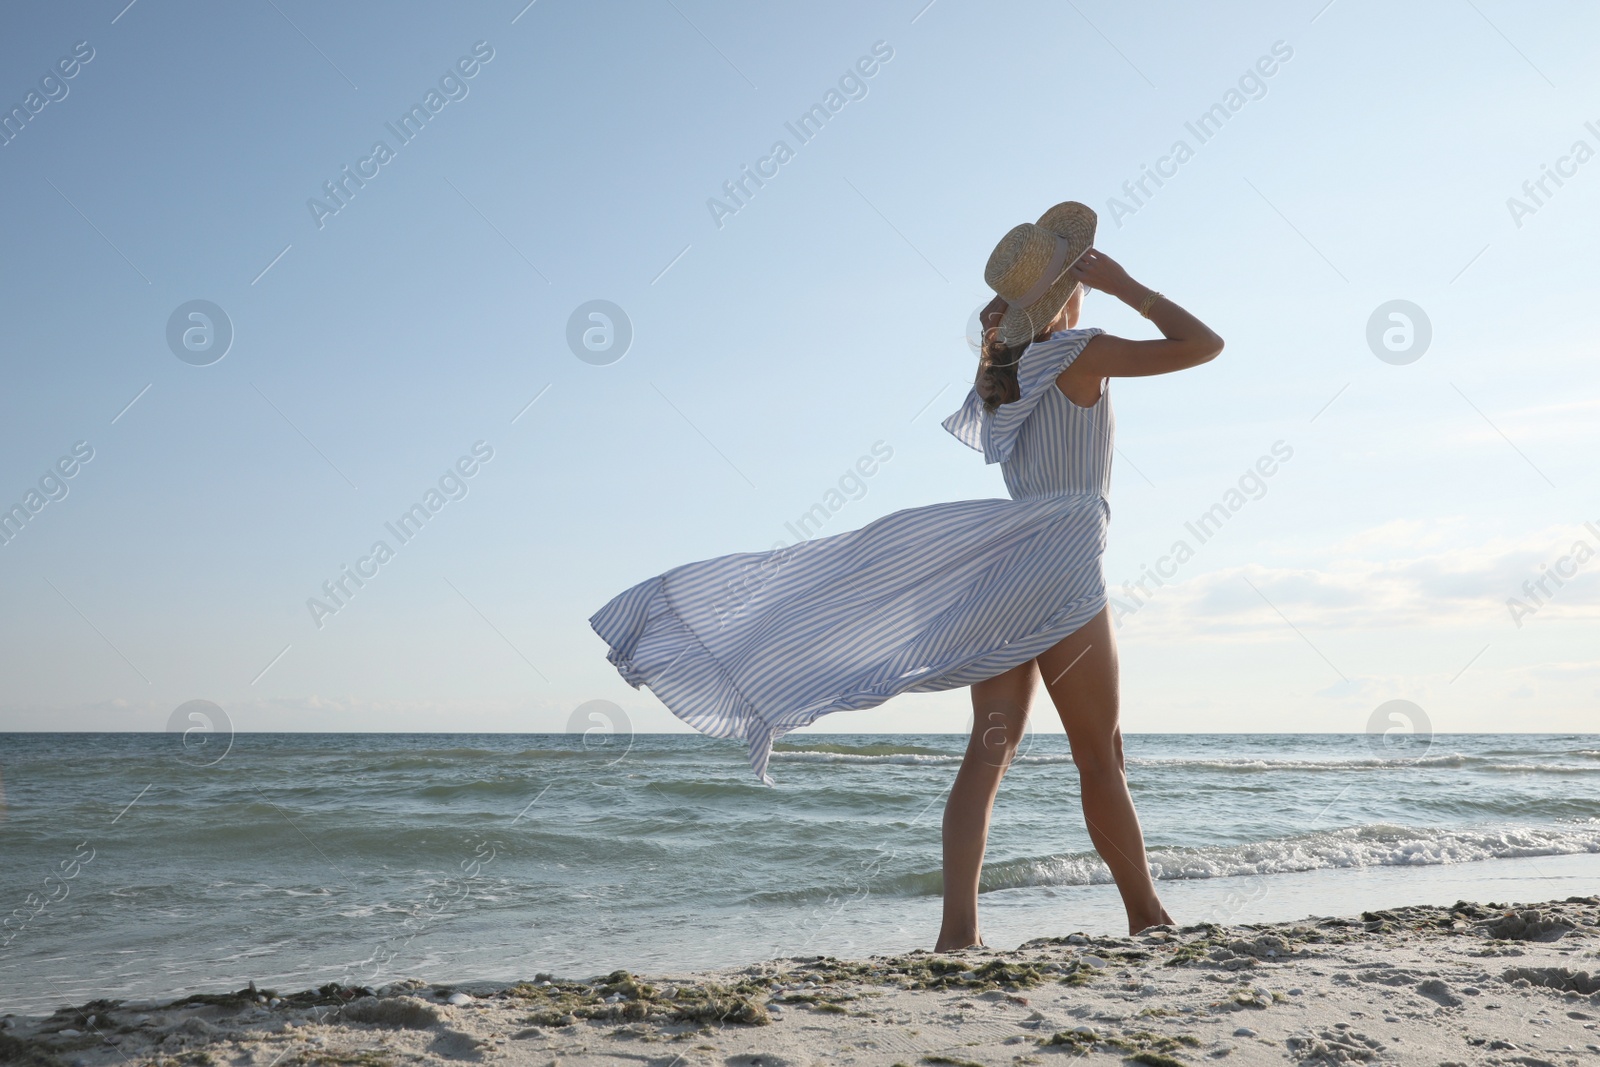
(934, 931, 985, 951)
(1129, 903, 1175, 935)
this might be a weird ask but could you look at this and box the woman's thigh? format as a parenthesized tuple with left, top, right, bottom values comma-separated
(1035, 605, 1122, 769)
(966, 657, 1039, 766)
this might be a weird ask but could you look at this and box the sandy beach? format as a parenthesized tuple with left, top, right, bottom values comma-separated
(6, 896, 1597, 1067)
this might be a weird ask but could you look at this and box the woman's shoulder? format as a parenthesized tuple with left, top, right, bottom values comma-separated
(942, 327, 1106, 464)
(1018, 326, 1105, 374)
(1038, 326, 1104, 345)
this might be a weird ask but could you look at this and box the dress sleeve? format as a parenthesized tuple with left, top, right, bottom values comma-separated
(941, 327, 1104, 464)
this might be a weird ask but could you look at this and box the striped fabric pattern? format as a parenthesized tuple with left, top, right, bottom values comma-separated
(941, 328, 1113, 503)
(590, 328, 1114, 784)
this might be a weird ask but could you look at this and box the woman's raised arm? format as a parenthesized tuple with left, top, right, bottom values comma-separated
(1057, 249, 1222, 404)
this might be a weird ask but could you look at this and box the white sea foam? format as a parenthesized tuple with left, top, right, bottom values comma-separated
(771, 750, 963, 766)
(978, 821, 1600, 891)
(769, 749, 1596, 774)
(1125, 754, 1474, 771)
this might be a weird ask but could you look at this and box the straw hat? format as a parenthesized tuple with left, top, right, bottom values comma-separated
(984, 201, 1096, 346)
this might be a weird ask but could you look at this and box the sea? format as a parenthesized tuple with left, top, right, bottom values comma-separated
(1, 732, 1597, 1017)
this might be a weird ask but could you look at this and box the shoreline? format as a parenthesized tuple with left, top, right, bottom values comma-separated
(6, 896, 1598, 1066)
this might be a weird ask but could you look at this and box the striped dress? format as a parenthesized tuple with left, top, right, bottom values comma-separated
(589, 328, 1112, 784)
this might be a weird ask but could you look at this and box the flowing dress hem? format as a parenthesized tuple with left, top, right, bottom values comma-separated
(590, 574, 1107, 786)
(589, 576, 781, 785)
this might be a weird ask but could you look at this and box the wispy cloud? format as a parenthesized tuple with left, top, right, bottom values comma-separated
(1118, 520, 1600, 640)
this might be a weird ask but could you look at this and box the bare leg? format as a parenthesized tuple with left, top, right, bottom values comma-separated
(935, 658, 1037, 951)
(1036, 605, 1173, 934)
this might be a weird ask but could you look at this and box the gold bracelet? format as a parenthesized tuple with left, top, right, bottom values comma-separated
(1137, 290, 1163, 318)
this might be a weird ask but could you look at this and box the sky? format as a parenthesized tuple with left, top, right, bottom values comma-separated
(0, 0, 1596, 741)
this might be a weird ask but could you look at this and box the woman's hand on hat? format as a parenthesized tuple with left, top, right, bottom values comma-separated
(1068, 248, 1134, 300)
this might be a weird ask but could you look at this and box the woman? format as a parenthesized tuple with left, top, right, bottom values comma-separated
(590, 201, 1222, 945)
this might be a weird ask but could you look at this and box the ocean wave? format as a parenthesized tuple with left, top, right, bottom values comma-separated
(755, 822, 1600, 902)
(1475, 762, 1600, 775)
(1009, 822, 1600, 891)
(772, 742, 953, 757)
(415, 778, 555, 800)
(771, 750, 962, 766)
(769, 749, 1596, 775)
(771, 748, 1082, 767)
(327, 749, 605, 773)
(1125, 754, 1475, 772)
(1124, 753, 1600, 775)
